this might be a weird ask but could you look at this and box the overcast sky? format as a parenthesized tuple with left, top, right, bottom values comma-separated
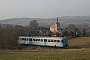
(0, 0, 90, 20)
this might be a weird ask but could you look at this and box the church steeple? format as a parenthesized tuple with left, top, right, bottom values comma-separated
(56, 17, 61, 31)
(57, 17, 58, 22)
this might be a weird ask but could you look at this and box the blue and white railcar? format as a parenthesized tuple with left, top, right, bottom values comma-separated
(18, 36, 68, 48)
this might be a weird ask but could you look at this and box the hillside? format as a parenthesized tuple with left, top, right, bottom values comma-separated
(0, 16, 90, 27)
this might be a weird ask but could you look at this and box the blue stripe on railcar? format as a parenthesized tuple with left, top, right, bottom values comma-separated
(31, 41, 44, 46)
(47, 43, 59, 47)
(32, 43, 44, 46)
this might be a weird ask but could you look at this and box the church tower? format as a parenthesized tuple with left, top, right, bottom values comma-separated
(55, 17, 60, 32)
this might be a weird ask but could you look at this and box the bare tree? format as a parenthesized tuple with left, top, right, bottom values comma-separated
(29, 20, 39, 30)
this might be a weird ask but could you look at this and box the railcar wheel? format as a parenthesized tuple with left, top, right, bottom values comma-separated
(55, 45, 56, 47)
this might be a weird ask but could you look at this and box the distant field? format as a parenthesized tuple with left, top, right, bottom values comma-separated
(0, 37, 90, 60)
(68, 37, 90, 48)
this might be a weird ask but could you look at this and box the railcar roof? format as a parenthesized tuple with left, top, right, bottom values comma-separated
(18, 36, 67, 39)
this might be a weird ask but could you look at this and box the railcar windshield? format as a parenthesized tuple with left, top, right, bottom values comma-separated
(61, 40, 68, 43)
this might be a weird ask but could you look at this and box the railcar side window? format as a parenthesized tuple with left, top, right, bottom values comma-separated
(37, 39, 40, 41)
(54, 40, 56, 42)
(51, 40, 53, 42)
(22, 38, 23, 40)
(36, 39, 37, 41)
(41, 39, 43, 41)
(26, 38, 28, 41)
(22, 38, 25, 40)
(33, 39, 35, 41)
(48, 40, 50, 42)
(28, 38, 30, 40)
(48, 39, 57, 42)
(44, 39, 47, 42)
(57, 40, 60, 42)
(26, 38, 27, 40)
(25, 38, 26, 40)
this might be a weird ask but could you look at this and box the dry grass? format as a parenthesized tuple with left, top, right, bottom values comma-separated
(0, 48, 90, 60)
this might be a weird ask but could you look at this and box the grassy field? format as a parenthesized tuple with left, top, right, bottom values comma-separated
(68, 37, 90, 48)
(0, 37, 90, 60)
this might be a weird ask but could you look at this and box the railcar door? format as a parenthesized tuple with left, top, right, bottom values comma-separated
(44, 39, 47, 46)
(29, 38, 32, 45)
